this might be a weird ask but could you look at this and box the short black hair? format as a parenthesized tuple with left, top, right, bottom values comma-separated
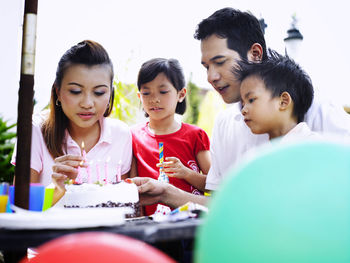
(235, 50, 314, 123)
(137, 58, 186, 115)
(194, 7, 267, 61)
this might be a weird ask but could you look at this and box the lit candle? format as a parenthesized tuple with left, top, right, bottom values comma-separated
(81, 141, 87, 161)
(104, 157, 110, 184)
(80, 141, 89, 184)
(76, 165, 82, 184)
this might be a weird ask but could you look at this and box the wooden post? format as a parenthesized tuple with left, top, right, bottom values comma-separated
(14, 0, 38, 209)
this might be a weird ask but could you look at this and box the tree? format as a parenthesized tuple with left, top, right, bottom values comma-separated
(111, 79, 142, 126)
(197, 90, 227, 138)
(0, 117, 16, 183)
(184, 80, 200, 125)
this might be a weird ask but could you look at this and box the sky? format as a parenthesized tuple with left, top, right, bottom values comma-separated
(1, 0, 350, 122)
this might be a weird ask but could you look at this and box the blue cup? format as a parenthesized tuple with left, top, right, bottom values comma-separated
(8, 184, 45, 211)
(0, 183, 7, 195)
(9, 186, 14, 205)
(29, 183, 45, 211)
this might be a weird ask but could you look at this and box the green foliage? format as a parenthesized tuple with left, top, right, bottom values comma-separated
(110, 80, 140, 126)
(344, 106, 350, 114)
(197, 90, 226, 138)
(0, 117, 16, 183)
(184, 80, 200, 125)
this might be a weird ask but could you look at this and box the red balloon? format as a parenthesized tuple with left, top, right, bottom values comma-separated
(20, 232, 176, 263)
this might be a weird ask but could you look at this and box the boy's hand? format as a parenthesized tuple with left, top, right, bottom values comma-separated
(156, 157, 191, 179)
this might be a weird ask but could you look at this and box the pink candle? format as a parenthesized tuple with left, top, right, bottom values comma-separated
(87, 161, 92, 184)
(76, 165, 82, 184)
(117, 160, 122, 182)
(96, 161, 101, 183)
(104, 157, 110, 184)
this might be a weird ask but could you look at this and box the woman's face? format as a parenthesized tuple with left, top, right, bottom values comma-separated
(57, 64, 111, 132)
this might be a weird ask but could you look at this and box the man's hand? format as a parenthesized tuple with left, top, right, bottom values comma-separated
(132, 177, 209, 208)
(131, 177, 168, 206)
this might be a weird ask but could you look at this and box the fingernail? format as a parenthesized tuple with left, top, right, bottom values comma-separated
(124, 178, 133, 184)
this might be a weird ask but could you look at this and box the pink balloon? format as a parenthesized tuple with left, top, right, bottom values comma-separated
(20, 232, 176, 263)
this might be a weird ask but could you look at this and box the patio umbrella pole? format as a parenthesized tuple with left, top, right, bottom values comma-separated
(14, 0, 38, 209)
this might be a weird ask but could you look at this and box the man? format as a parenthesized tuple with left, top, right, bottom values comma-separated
(132, 7, 350, 207)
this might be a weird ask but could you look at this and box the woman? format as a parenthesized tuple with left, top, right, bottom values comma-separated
(12, 40, 132, 204)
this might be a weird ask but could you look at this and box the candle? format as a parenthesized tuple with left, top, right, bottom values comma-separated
(104, 157, 110, 184)
(81, 141, 87, 161)
(158, 142, 169, 183)
(87, 160, 92, 184)
(159, 142, 164, 164)
(96, 160, 101, 183)
(117, 160, 122, 182)
(76, 165, 82, 184)
(80, 141, 89, 184)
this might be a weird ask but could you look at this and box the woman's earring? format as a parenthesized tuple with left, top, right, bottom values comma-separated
(56, 99, 61, 107)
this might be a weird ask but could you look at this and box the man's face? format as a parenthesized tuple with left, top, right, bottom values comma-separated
(201, 35, 242, 104)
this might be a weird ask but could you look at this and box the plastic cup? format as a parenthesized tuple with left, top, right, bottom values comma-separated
(0, 195, 8, 213)
(29, 184, 45, 211)
(6, 185, 15, 213)
(0, 182, 9, 195)
(42, 187, 54, 211)
(9, 185, 14, 205)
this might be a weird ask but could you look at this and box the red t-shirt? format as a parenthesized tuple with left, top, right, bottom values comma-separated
(132, 122, 210, 215)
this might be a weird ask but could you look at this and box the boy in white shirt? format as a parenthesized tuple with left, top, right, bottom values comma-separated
(237, 50, 316, 142)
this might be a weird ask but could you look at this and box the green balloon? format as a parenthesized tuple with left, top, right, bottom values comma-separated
(195, 142, 350, 263)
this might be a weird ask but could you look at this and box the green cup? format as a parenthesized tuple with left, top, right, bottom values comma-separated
(42, 187, 54, 211)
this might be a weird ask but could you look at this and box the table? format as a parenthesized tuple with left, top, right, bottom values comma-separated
(0, 217, 202, 263)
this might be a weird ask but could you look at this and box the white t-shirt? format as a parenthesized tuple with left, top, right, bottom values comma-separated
(205, 94, 350, 191)
(279, 122, 319, 144)
(12, 114, 132, 186)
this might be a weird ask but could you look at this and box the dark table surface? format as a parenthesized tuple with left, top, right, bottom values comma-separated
(0, 217, 202, 263)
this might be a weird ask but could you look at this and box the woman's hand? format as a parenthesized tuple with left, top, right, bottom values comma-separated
(52, 154, 86, 192)
(156, 157, 191, 180)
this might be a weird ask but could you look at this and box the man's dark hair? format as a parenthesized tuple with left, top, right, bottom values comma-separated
(194, 7, 267, 61)
(235, 50, 314, 123)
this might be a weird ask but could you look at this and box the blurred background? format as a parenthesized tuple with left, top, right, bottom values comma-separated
(2, 0, 350, 121)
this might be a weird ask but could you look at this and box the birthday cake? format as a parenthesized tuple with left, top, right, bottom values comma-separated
(64, 180, 140, 218)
